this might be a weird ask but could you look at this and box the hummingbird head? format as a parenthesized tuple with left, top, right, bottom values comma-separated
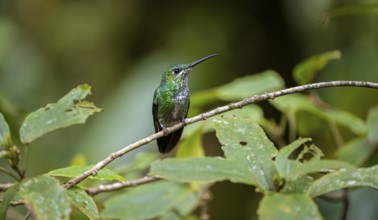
(161, 54, 218, 83)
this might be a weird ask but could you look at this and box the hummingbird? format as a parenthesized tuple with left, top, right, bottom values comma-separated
(153, 54, 218, 154)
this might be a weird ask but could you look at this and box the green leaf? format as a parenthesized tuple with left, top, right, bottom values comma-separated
(367, 106, 378, 143)
(336, 138, 375, 165)
(0, 184, 17, 219)
(101, 181, 200, 220)
(214, 117, 278, 191)
(308, 165, 378, 197)
(177, 126, 205, 158)
(270, 94, 366, 135)
(19, 176, 71, 220)
(67, 187, 99, 220)
(293, 50, 341, 85)
(216, 70, 284, 101)
(48, 165, 125, 181)
(275, 138, 313, 178)
(19, 84, 102, 144)
(326, 4, 378, 18)
(150, 157, 256, 185)
(258, 193, 322, 220)
(0, 113, 12, 149)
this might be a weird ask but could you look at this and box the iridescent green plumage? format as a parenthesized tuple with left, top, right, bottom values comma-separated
(153, 54, 217, 153)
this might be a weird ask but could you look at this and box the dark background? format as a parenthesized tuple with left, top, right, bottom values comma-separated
(1, 0, 378, 219)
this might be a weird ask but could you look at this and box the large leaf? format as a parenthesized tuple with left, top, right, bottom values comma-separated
(19, 84, 102, 144)
(48, 165, 125, 181)
(216, 70, 284, 101)
(307, 165, 378, 197)
(67, 187, 99, 220)
(258, 193, 322, 220)
(150, 157, 256, 185)
(101, 181, 201, 220)
(0, 113, 12, 149)
(19, 175, 71, 220)
(293, 50, 341, 85)
(214, 117, 278, 191)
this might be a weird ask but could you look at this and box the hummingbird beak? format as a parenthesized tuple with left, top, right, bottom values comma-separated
(189, 54, 218, 68)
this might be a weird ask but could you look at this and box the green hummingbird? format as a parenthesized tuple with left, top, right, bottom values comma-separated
(153, 54, 218, 154)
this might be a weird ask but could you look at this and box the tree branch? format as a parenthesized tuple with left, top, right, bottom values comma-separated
(64, 80, 378, 189)
(86, 176, 161, 195)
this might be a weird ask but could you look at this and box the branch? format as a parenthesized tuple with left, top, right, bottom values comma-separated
(64, 80, 378, 188)
(86, 175, 161, 195)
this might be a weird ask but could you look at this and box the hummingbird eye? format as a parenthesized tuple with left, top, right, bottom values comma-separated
(173, 68, 181, 74)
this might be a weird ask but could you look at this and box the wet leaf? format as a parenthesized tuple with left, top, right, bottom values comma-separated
(308, 165, 378, 197)
(48, 165, 125, 181)
(258, 193, 322, 220)
(67, 187, 99, 220)
(19, 176, 71, 220)
(19, 84, 102, 144)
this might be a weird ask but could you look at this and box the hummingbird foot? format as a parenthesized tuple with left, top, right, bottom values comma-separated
(181, 118, 186, 126)
(161, 125, 169, 135)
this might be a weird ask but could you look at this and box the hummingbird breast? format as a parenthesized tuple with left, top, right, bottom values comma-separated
(157, 87, 189, 127)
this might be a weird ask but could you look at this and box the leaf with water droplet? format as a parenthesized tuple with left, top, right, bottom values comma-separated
(19, 84, 102, 144)
(19, 175, 71, 220)
(308, 165, 378, 197)
(258, 193, 322, 220)
(67, 187, 99, 220)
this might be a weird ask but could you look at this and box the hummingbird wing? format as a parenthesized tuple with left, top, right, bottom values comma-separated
(152, 98, 189, 154)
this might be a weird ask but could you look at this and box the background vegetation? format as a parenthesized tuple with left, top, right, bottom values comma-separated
(0, 0, 378, 219)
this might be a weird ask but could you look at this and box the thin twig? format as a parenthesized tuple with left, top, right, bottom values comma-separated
(64, 80, 378, 189)
(0, 183, 15, 191)
(86, 176, 161, 195)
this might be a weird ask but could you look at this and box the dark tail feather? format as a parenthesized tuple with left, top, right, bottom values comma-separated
(157, 128, 184, 154)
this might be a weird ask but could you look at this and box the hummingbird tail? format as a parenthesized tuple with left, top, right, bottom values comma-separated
(157, 128, 184, 154)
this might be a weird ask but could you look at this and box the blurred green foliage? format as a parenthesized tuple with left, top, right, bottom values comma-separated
(0, 0, 378, 219)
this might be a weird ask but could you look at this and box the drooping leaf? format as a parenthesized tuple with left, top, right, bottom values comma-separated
(48, 165, 125, 181)
(67, 187, 99, 220)
(101, 181, 200, 220)
(19, 175, 71, 220)
(270, 94, 366, 135)
(258, 193, 322, 220)
(216, 70, 284, 101)
(177, 126, 205, 158)
(293, 50, 341, 85)
(150, 157, 256, 185)
(19, 84, 102, 144)
(336, 138, 375, 165)
(0, 113, 12, 149)
(308, 165, 378, 197)
(214, 117, 278, 191)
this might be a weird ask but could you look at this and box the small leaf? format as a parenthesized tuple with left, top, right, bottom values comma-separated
(214, 117, 278, 191)
(0, 113, 12, 149)
(67, 187, 99, 220)
(150, 157, 256, 185)
(367, 106, 378, 143)
(101, 181, 198, 220)
(308, 165, 378, 197)
(19, 175, 71, 220)
(293, 50, 341, 85)
(177, 126, 205, 158)
(258, 193, 322, 220)
(48, 165, 125, 181)
(216, 70, 284, 101)
(20, 84, 102, 144)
